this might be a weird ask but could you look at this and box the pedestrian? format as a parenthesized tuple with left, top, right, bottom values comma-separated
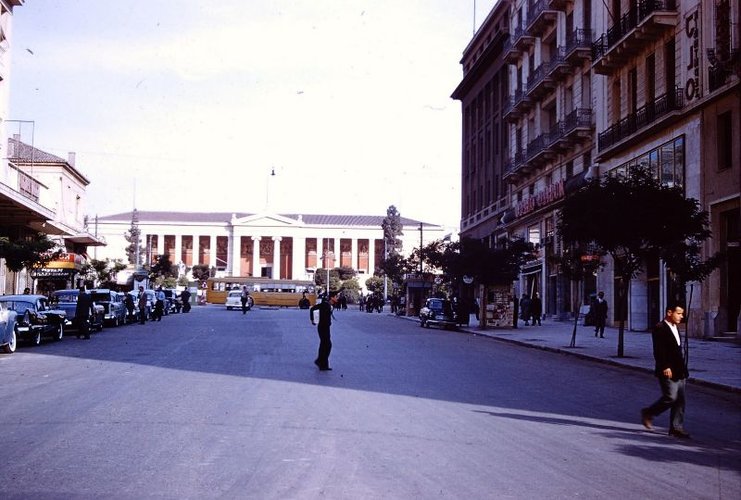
(240, 285, 251, 314)
(309, 291, 337, 371)
(519, 293, 531, 326)
(124, 292, 136, 323)
(592, 291, 608, 338)
(23, 287, 31, 294)
(153, 287, 165, 321)
(530, 292, 542, 326)
(137, 286, 148, 324)
(180, 288, 192, 313)
(75, 286, 94, 339)
(641, 305, 691, 439)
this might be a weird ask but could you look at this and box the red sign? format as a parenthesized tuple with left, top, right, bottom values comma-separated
(515, 180, 565, 218)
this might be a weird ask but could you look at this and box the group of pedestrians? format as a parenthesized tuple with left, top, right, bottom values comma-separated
(518, 292, 543, 326)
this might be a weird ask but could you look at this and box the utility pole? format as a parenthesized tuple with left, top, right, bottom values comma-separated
(418, 222, 423, 273)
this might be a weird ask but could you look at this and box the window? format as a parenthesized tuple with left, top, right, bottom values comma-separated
(528, 224, 540, 246)
(717, 111, 733, 171)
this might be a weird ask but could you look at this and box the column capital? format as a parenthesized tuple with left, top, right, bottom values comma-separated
(272, 236, 283, 242)
(252, 236, 262, 242)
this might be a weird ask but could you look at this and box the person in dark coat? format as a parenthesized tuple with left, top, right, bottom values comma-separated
(124, 293, 136, 323)
(530, 292, 542, 326)
(75, 286, 94, 339)
(641, 305, 691, 438)
(309, 292, 336, 371)
(137, 286, 148, 324)
(519, 293, 531, 326)
(592, 291, 608, 338)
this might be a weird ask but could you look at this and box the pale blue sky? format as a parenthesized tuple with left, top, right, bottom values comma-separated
(9, 0, 497, 230)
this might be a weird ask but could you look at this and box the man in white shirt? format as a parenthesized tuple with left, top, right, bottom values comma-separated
(641, 305, 690, 438)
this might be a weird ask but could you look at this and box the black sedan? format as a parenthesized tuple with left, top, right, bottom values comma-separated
(0, 295, 67, 347)
(419, 297, 459, 330)
(51, 289, 105, 333)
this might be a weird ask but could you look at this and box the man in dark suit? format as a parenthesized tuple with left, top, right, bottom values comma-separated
(592, 291, 608, 337)
(310, 292, 337, 371)
(641, 305, 690, 438)
(75, 286, 94, 340)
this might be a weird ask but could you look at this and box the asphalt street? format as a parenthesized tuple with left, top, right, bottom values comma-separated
(0, 306, 739, 499)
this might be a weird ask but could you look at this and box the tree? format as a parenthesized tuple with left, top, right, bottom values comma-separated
(559, 166, 720, 357)
(381, 205, 404, 257)
(81, 258, 127, 289)
(149, 254, 177, 285)
(123, 209, 145, 265)
(365, 276, 384, 294)
(191, 264, 213, 284)
(0, 233, 62, 273)
(314, 268, 341, 293)
(377, 252, 414, 289)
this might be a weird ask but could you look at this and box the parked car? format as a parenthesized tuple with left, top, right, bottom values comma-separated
(90, 288, 127, 326)
(419, 297, 458, 330)
(51, 289, 105, 332)
(0, 294, 67, 346)
(0, 302, 19, 353)
(225, 290, 253, 310)
(162, 289, 181, 314)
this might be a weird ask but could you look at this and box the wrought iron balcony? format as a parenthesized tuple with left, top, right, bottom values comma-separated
(527, 132, 556, 165)
(503, 149, 532, 181)
(546, 0, 571, 9)
(598, 87, 683, 151)
(527, 0, 559, 35)
(511, 24, 535, 53)
(564, 29, 593, 64)
(550, 108, 593, 150)
(592, 0, 677, 75)
(503, 35, 520, 64)
(526, 63, 556, 98)
(546, 47, 571, 81)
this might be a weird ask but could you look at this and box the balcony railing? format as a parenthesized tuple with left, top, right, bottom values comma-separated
(511, 24, 535, 52)
(526, 63, 555, 98)
(527, 0, 559, 34)
(546, 47, 570, 81)
(564, 29, 593, 63)
(598, 87, 683, 151)
(592, 1, 677, 74)
(527, 132, 555, 164)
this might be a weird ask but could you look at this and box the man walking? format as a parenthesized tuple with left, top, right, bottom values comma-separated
(240, 285, 251, 315)
(75, 286, 94, 339)
(592, 291, 608, 338)
(309, 292, 336, 371)
(641, 305, 691, 438)
(137, 286, 148, 325)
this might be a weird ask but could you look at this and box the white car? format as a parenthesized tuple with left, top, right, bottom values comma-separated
(225, 290, 253, 310)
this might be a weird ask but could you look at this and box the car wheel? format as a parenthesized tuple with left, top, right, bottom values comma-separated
(2, 328, 17, 353)
(226, 306, 232, 310)
(53, 323, 64, 341)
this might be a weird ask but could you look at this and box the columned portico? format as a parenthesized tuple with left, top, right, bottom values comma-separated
(231, 233, 241, 277)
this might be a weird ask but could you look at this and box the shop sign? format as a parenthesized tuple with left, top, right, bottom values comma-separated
(514, 180, 565, 218)
(30, 268, 74, 279)
(46, 253, 85, 270)
(684, 8, 701, 102)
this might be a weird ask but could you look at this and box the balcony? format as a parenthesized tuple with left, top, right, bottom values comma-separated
(592, 1, 678, 75)
(598, 87, 683, 151)
(527, 132, 556, 166)
(550, 108, 593, 150)
(511, 25, 536, 53)
(526, 63, 556, 98)
(503, 35, 520, 64)
(504, 89, 533, 122)
(546, 47, 571, 82)
(527, 0, 559, 35)
(564, 29, 593, 64)
(503, 149, 532, 181)
(546, 0, 571, 8)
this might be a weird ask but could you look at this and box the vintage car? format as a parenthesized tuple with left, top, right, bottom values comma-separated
(90, 288, 127, 326)
(0, 294, 67, 346)
(225, 290, 253, 310)
(162, 289, 181, 313)
(419, 297, 458, 330)
(0, 302, 18, 353)
(51, 289, 105, 332)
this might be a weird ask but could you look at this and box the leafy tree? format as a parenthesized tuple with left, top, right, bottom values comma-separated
(81, 258, 127, 289)
(559, 166, 720, 357)
(365, 276, 384, 294)
(378, 252, 414, 289)
(191, 264, 213, 285)
(0, 233, 62, 273)
(336, 266, 357, 281)
(381, 205, 404, 256)
(340, 277, 361, 303)
(314, 268, 341, 292)
(124, 209, 145, 265)
(149, 254, 177, 282)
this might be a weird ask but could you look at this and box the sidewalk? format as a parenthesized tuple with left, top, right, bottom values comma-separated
(398, 314, 741, 394)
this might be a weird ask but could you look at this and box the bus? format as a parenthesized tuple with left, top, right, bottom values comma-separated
(205, 277, 317, 308)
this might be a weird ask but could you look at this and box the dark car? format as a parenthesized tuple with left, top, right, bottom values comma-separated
(162, 289, 181, 314)
(90, 288, 127, 326)
(419, 297, 458, 330)
(51, 289, 105, 333)
(0, 294, 67, 346)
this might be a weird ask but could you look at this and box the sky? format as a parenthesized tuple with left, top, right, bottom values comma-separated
(9, 0, 498, 231)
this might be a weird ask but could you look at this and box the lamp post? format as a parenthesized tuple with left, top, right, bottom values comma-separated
(418, 222, 423, 273)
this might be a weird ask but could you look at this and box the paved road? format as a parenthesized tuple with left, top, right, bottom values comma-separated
(1, 307, 739, 499)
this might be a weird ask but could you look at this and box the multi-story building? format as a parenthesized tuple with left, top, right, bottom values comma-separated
(94, 211, 447, 287)
(455, 0, 739, 337)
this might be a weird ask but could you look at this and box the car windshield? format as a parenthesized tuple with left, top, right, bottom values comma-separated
(55, 293, 78, 303)
(91, 292, 111, 302)
(0, 299, 34, 313)
(228, 291, 242, 297)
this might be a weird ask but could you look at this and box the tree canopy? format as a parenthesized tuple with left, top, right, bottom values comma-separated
(0, 233, 61, 273)
(381, 205, 404, 256)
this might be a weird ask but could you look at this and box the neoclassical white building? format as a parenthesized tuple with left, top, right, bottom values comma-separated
(95, 211, 449, 282)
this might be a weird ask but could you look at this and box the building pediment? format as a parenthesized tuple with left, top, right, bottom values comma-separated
(231, 212, 301, 227)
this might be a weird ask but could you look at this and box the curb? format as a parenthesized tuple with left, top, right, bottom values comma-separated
(395, 313, 740, 395)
